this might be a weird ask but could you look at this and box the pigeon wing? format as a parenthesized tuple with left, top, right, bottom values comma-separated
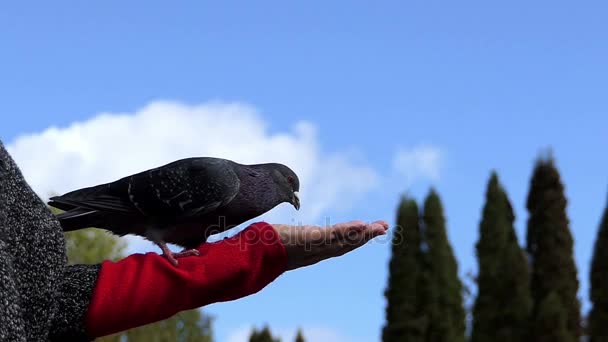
(50, 158, 240, 220)
(49, 183, 135, 214)
(126, 157, 240, 219)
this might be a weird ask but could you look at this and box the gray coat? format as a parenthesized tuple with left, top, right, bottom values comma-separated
(0, 141, 99, 341)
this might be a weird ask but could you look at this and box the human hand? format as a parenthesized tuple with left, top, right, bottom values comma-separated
(272, 220, 389, 271)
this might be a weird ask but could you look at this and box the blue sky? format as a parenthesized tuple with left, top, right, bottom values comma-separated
(2, 1, 607, 341)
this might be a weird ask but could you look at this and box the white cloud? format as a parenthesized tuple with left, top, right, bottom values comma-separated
(392, 144, 443, 185)
(7, 100, 378, 251)
(226, 324, 353, 342)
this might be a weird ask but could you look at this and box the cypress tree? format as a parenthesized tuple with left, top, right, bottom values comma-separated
(526, 157, 580, 341)
(588, 194, 608, 341)
(422, 189, 465, 342)
(383, 196, 427, 341)
(471, 172, 532, 342)
(249, 325, 280, 342)
(294, 329, 305, 342)
(532, 292, 570, 342)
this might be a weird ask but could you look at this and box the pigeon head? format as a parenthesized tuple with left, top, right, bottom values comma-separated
(267, 163, 301, 210)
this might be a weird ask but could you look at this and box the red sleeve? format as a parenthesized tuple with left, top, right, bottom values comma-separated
(85, 222, 287, 338)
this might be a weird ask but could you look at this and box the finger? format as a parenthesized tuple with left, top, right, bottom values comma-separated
(330, 220, 387, 247)
(368, 220, 389, 236)
(348, 221, 389, 246)
(372, 220, 389, 229)
(338, 222, 385, 246)
(337, 221, 369, 240)
(333, 228, 378, 255)
(316, 220, 362, 243)
(331, 220, 366, 232)
(306, 226, 384, 265)
(333, 220, 388, 234)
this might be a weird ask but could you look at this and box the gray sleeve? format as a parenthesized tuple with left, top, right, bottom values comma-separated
(1, 140, 66, 341)
(1, 140, 102, 341)
(0, 152, 25, 341)
(49, 264, 101, 342)
(0, 239, 26, 342)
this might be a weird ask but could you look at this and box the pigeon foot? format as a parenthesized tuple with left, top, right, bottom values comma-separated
(156, 241, 200, 267)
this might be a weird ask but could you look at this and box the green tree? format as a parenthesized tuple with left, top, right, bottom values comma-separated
(64, 228, 126, 264)
(101, 309, 213, 342)
(532, 292, 570, 342)
(588, 194, 608, 341)
(471, 172, 532, 341)
(51, 207, 213, 342)
(526, 157, 580, 341)
(383, 196, 427, 341)
(422, 189, 465, 342)
(294, 328, 305, 342)
(249, 325, 281, 342)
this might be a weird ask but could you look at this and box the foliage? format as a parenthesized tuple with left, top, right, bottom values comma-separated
(249, 325, 281, 342)
(294, 328, 305, 342)
(421, 189, 466, 342)
(588, 195, 608, 341)
(383, 196, 428, 341)
(525, 157, 580, 341)
(471, 172, 532, 341)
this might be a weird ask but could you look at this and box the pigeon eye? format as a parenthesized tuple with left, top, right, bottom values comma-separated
(287, 176, 294, 183)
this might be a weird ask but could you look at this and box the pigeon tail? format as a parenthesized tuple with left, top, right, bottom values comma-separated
(54, 208, 101, 231)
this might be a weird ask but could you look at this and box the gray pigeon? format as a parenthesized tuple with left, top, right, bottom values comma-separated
(48, 157, 300, 266)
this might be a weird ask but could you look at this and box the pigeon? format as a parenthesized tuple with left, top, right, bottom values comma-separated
(49, 157, 300, 266)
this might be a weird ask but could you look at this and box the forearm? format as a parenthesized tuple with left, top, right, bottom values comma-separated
(85, 222, 287, 338)
(49, 265, 100, 342)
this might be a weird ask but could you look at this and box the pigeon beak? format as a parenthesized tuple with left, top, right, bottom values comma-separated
(292, 191, 300, 210)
